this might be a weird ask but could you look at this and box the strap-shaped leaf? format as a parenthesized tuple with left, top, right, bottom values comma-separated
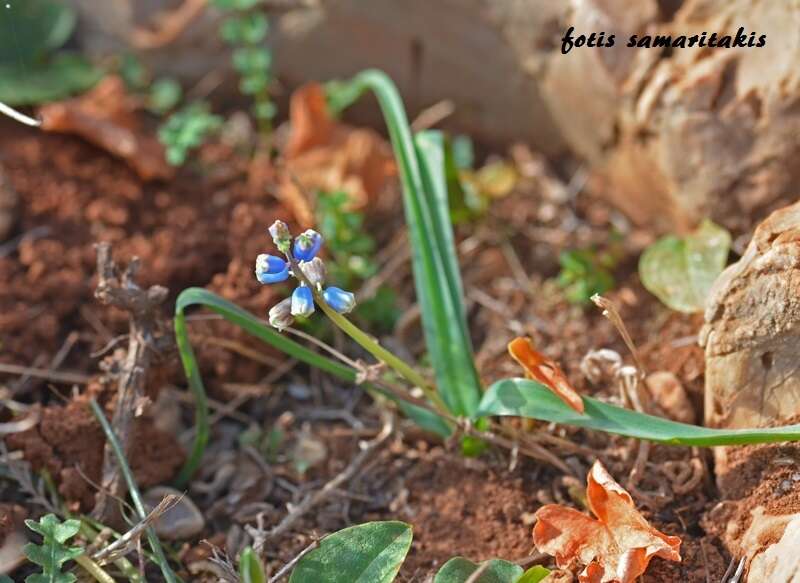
(339, 70, 481, 418)
(289, 521, 412, 583)
(478, 378, 800, 446)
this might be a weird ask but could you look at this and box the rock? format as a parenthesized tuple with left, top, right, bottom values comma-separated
(739, 508, 800, 583)
(701, 202, 800, 582)
(143, 486, 205, 540)
(514, 0, 800, 233)
(700, 201, 800, 434)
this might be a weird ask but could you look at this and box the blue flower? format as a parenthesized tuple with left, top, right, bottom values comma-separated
(255, 253, 289, 284)
(291, 285, 315, 317)
(323, 286, 356, 314)
(293, 229, 323, 262)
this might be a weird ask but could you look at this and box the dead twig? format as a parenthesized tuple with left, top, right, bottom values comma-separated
(0, 362, 90, 385)
(93, 494, 181, 565)
(92, 242, 172, 520)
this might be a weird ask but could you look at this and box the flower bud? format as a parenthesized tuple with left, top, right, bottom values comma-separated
(291, 285, 315, 317)
(268, 297, 294, 330)
(299, 257, 326, 288)
(293, 229, 323, 261)
(268, 220, 292, 253)
(323, 286, 356, 314)
(255, 253, 289, 284)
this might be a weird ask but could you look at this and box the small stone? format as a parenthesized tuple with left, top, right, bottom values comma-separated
(143, 486, 205, 540)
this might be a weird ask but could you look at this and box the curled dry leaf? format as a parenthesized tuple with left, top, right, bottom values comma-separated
(534, 461, 681, 583)
(279, 83, 396, 227)
(39, 76, 173, 181)
(508, 337, 584, 413)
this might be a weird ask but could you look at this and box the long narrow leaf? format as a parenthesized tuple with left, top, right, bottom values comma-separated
(343, 70, 481, 417)
(478, 379, 800, 446)
(174, 287, 449, 485)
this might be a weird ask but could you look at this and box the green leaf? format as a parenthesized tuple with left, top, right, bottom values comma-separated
(0, 0, 76, 64)
(232, 47, 272, 75)
(239, 547, 266, 583)
(324, 79, 365, 118)
(173, 288, 449, 485)
(158, 101, 222, 166)
(288, 521, 412, 583)
(148, 78, 182, 114)
(0, 53, 102, 105)
(516, 566, 551, 583)
(557, 248, 615, 305)
(23, 514, 83, 583)
(434, 557, 523, 583)
(478, 378, 800, 446)
(337, 71, 481, 418)
(639, 219, 731, 313)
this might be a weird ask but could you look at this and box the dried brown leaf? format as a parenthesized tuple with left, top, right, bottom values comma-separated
(508, 337, 584, 413)
(534, 461, 681, 583)
(278, 83, 396, 226)
(39, 76, 173, 181)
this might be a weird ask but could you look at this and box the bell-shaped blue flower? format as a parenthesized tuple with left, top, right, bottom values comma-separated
(293, 229, 323, 262)
(323, 286, 356, 314)
(255, 253, 289, 284)
(291, 285, 315, 317)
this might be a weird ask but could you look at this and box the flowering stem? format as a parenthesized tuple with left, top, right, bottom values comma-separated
(287, 253, 448, 412)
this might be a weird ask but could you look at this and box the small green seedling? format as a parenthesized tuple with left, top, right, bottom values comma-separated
(316, 190, 400, 330)
(239, 547, 266, 583)
(23, 513, 83, 583)
(212, 0, 276, 134)
(158, 101, 222, 166)
(557, 247, 617, 305)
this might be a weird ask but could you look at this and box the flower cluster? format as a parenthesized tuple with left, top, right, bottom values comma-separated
(256, 220, 357, 330)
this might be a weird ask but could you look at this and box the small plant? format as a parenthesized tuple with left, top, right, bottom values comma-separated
(158, 101, 223, 166)
(239, 547, 267, 583)
(213, 0, 276, 134)
(557, 247, 617, 305)
(157, 0, 275, 165)
(0, 0, 101, 105)
(23, 514, 83, 583)
(316, 190, 400, 331)
(316, 191, 378, 285)
(172, 69, 800, 492)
